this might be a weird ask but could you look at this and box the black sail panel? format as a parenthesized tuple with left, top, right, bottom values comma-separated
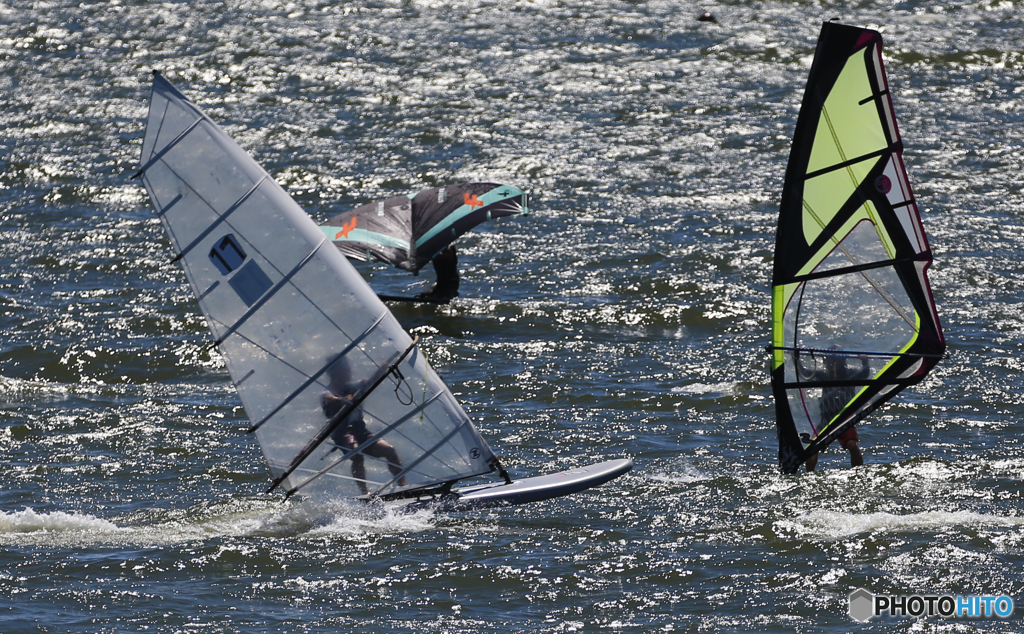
(320, 196, 416, 271)
(320, 183, 528, 273)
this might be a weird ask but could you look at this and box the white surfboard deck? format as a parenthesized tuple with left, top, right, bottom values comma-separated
(406, 458, 633, 512)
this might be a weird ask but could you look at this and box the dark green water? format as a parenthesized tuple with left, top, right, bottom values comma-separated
(2, 1, 1023, 632)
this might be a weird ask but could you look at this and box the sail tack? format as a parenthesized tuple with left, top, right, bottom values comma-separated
(137, 73, 498, 498)
(319, 183, 529, 273)
(771, 23, 945, 473)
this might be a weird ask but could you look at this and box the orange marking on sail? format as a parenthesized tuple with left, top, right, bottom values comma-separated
(335, 217, 357, 239)
(464, 192, 483, 209)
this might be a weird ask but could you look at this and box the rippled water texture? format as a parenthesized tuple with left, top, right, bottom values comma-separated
(3, 0, 1024, 632)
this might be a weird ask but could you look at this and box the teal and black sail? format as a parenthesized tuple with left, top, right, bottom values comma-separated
(319, 183, 528, 273)
(135, 72, 501, 499)
(770, 23, 945, 473)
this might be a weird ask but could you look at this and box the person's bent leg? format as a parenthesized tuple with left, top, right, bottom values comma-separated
(350, 454, 368, 495)
(366, 440, 407, 487)
(846, 439, 863, 467)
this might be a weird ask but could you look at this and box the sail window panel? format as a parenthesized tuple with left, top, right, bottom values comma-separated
(784, 378, 876, 447)
(784, 385, 821, 445)
(804, 218, 891, 276)
(806, 54, 888, 175)
(801, 159, 878, 245)
(789, 267, 918, 361)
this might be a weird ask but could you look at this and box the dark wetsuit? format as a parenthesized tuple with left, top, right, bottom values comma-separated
(819, 356, 870, 448)
(322, 391, 370, 449)
(418, 246, 459, 300)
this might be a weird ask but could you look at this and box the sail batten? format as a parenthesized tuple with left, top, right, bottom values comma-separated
(771, 23, 945, 473)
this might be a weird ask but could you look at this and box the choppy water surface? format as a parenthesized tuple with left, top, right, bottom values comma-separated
(3, 0, 1024, 632)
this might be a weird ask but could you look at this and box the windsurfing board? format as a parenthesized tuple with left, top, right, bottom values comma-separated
(406, 458, 633, 512)
(376, 293, 453, 305)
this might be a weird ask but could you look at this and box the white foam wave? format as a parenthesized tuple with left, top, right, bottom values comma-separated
(776, 508, 1024, 541)
(0, 499, 436, 547)
(0, 507, 123, 535)
(648, 462, 709, 485)
(310, 501, 436, 536)
(670, 381, 736, 396)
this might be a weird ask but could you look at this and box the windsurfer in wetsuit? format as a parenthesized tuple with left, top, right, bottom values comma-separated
(322, 358, 406, 495)
(416, 245, 460, 302)
(804, 351, 868, 471)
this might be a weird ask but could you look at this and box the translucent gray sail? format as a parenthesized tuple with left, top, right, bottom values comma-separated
(137, 73, 497, 498)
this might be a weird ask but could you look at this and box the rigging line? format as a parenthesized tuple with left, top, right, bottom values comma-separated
(131, 117, 204, 180)
(768, 345, 942, 359)
(283, 389, 445, 498)
(367, 418, 478, 499)
(245, 313, 389, 433)
(779, 376, 920, 390)
(171, 176, 270, 264)
(212, 238, 327, 347)
(268, 336, 420, 493)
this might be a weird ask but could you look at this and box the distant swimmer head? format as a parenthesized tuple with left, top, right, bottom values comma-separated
(697, 12, 717, 23)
